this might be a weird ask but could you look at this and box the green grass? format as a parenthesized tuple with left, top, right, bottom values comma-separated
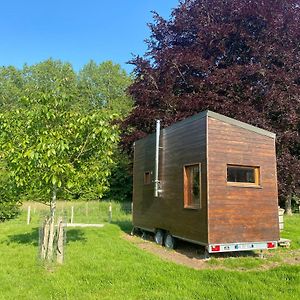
(281, 214, 300, 249)
(0, 202, 300, 300)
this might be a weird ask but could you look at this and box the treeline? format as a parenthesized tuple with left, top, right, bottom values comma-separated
(0, 59, 133, 220)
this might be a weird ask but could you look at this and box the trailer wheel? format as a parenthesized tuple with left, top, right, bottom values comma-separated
(204, 248, 210, 260)
(164, 233, 176, 249)
(154, 230, 164, 245)
(130, 227, 137, 236)
(141, 230, 147, 240)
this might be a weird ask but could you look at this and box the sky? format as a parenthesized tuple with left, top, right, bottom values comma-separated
(0, 0, 180, 74)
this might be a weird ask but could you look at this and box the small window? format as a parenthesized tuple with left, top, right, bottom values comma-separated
(144, 171, 151, 185)
(227, 165, 260, 186)
(184, 164, 201, 209)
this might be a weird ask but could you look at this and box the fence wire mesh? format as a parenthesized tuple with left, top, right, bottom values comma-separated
(21, 200, 132, 226)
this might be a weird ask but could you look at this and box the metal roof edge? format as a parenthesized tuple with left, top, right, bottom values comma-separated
(134, 110, 276, 144)
(206, 110, 276, 139)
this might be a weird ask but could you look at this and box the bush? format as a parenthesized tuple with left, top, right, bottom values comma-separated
(292, 194, 300, 213)
(0, 199, 20, 222)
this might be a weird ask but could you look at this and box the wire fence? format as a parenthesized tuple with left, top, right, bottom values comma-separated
(20, 200, 132, 226)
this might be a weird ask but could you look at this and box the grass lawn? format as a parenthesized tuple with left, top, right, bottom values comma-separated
(0, 202, 299, 300)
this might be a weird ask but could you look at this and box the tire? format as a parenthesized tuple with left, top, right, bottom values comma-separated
(164, 233, 176, 249)
(154, 230, 164, 245)
(130, 227, 137, 236)
(204, 248, 210, 259)
(141, 230, 147, 240)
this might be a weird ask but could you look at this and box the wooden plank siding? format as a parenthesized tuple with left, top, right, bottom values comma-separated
(207, 117, 280, 244)
(133, 110, 279, 248)
(133, 115, 208, 244)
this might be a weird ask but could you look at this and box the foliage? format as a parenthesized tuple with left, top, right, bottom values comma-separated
(123, 0, 300, 206)
(103, 151, 133, 202)
(281, 214, 300, 250)
(0, 163, 20, 222)
(0, 208, 300, 299)
(0, 59, 119, 206)
(78, 61, 134, 201)
(78, 60, 133, 117)
(292, 194, 300, 212)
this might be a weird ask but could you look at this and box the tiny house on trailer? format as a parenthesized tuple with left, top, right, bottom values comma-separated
(132, 110, 280, 253)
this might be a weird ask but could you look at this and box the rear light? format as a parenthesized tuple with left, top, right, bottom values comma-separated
(211, 245, 220, 252)
(267, 242, 276, 249)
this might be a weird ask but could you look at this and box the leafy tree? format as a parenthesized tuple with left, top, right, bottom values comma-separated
(0, 59, 119, 216)
(0, 66, 23, 110)
(78, 60, 133, 116)
(78, 60, 134, 200)
(0, 67, 23, 220)
(123, 0, 300, 212)
(0, 59, 119, 258)
(103, 150, 133, 202)
(0, 162, 21, 222)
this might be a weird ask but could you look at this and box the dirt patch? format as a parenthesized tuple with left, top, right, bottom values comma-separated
(123, 233, 300, 271)
(123, 232, 210, 270)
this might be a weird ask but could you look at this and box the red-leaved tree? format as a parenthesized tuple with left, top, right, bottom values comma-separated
(123, 0, 300, 212)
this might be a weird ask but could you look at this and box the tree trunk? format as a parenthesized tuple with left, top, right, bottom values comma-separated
(46, 185, 57, 261)
(285, 194, 293, 216)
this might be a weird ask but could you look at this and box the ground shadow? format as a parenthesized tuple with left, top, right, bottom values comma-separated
(5, 227, 39, 246)
(4, 227, 87, 246)
(66, 229, 87, 244)
(128, 230, 259, 260)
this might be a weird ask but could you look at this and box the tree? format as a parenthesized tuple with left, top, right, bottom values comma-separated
(0, 66, 23, 220)
(123, 0, 300, 212)
(103, 150, 133, 202)
(78, 60, 134, 200)
(0, 66, 23, 107)
(78, 60, 133, 117)
(0, 162, 21, 222)
(0, 59, 119, 210)
(0, 60, 119, 257)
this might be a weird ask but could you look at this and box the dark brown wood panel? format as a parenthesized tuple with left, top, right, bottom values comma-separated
(207, 117, 279, 244)
(133, 115, 208, 244)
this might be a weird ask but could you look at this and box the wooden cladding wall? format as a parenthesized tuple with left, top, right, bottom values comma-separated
(133, 116, 208, 244)
(162, 116, 207, 243)
(207, 117, 279, 244)
(132, 134, 156, 230)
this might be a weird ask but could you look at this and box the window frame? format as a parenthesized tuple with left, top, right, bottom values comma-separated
(183, 163, 202, 209)
(227, 164, 261, 187)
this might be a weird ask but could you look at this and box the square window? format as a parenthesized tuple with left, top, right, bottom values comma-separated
(227, 165, 260, 186)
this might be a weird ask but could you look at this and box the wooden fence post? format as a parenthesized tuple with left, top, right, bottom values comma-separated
(108, 203, 112, 223)
(46, 216, 55, 261)
(71, 206, 74, 224)
(40, 217, 50, 260)
(27, 206, 31, 225)
(56, 218, 64, 264)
